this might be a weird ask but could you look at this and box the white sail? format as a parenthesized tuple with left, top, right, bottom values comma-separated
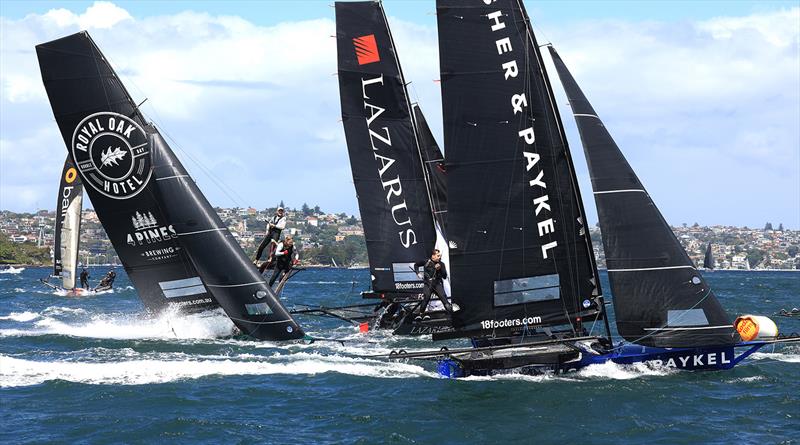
(60, 194, 82, 290)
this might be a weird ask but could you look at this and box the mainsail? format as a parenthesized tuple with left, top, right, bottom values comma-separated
(336, 1, 439, 295)
(37, 31, 303, 340)
(53, 156, 83, 290)
(703, 243, 715, 270)
(548, 45, 737, 347)
(436, 0, 601, 336)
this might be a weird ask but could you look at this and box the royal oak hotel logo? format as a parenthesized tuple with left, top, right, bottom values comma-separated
(70, 112, 152, 199)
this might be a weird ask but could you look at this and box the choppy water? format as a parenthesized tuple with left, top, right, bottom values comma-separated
(1, 267, 798, 444)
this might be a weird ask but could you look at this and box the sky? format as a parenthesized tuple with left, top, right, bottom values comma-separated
(1, 0, 798, 229)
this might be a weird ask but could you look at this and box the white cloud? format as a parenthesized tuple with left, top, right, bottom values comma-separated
(42, 1, 132, 29)
(0, 3, 798, 228)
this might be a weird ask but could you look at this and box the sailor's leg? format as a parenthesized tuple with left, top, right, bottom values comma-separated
(433, 282, 453, 313)
(418, 284, 433, 316)
(269, 267, 281, 286)
(254, 236, 270, 262)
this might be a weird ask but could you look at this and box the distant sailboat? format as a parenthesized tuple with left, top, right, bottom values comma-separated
(36, 31, 303, 341)
(703, 243, 715, 270)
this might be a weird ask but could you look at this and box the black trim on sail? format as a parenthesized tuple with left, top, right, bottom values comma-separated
(53, 155, 84, 289)
(413, 104, 448, 234)
(37, 31, 303, 340)
(548, 45, 736, 348)
(436, 0, 601, 337)
(336, 1, 438, 295)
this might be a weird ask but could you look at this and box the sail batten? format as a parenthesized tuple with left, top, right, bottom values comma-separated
(548, 45, 736, 347)
(437, 0, 601, 336)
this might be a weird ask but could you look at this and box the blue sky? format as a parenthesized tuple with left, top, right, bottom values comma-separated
(1, 1, 798, 229)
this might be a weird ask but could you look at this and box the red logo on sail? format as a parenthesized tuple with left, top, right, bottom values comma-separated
(353, 34, 380, 65)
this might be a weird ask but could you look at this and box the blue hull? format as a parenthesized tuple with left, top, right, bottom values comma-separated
(437, 342, 768, 378)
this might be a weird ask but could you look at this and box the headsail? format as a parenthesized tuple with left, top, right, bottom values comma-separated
(53, 156, 83, 290)
(548, 45, 736, 347)
(37, 31, 303, 340)
(336, 1, 438, 295)
(703, 243, 715, 270)
(437, 0, 601, 336)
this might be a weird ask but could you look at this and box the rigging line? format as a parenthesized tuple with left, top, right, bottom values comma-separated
(101, 52, 246, 207)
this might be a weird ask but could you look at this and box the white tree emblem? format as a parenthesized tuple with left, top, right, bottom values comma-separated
(100, 146, 127, 168)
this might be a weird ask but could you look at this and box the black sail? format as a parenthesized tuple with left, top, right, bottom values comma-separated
(412, 104, 448, 233)
(704, 243, 715, 270)
(437, 0, 601, 336)
(37, 31, 217, 313)
(336, 1, 438, 294)
(36, 32, 304, 340)
(151, 131, 304, 340)
(548, 46, 736, 347)
(53, 156, 84, 289)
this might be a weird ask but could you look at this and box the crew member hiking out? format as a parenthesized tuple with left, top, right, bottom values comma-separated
(253, 207, 287, 264)
(413, 249, 455, 321)
(98, 270, 116, 288)
(265, 236, 299, 286)
(79, 267, 90, 290)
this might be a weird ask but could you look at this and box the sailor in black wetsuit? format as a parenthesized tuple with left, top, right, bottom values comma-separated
(79, 268, 90, 289)
(413, 249, 454, 320)
(254, 207, 287, 264)
(267, 236, 298, 286)
(98, 270, 116, 288)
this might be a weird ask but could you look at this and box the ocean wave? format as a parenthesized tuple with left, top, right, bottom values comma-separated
(0, 351, 434, 387)
(0, 311, 40, 322)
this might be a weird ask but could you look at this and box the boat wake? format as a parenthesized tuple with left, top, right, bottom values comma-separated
(0, 267, 25, 274)
(0, 350, 435, 387)
(0, 306, 236, 340)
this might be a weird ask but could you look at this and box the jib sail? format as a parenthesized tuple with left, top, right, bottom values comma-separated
(548, 45, 736, 347)
(336, 1, 439, 294)
(437, 0, 601, 336)
(37, 31, 303, 340)
(53, 156, 83, 290)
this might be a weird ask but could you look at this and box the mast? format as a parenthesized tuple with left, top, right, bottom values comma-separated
(335, 1, 439, 295)
(548, 45, 737, 348)
(436, 0, 602, 338)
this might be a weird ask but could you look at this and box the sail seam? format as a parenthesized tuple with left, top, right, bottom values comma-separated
(608, 265, 695, 272)
(206, 281, 263, 288)
(156, 175, 189, 181)
(573, 113, 599, 118)
(643, 326, 731, 331)
(227, 316, 292, 325)
(593, 189, 646, 194)
(177, 228, 225, 236)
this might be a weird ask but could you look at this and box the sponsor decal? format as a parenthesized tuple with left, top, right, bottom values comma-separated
(483, 2, 557, 259)
(127, 211, 177, 246)
(71, 112, 152, 200)
(361, 74, 417, 248)
(64, 167, 78, 184)
(649, 351, 732, 369)
(353, 34, 380, 65)
(480, 316, 542, 330)
(395, 282, 424, 290)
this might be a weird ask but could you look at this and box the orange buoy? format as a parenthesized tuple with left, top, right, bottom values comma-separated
(734, 315, 778, 341)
